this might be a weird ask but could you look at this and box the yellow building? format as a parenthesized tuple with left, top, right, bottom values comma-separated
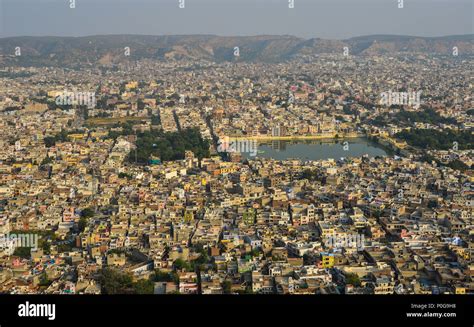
(321, 253, 335, 268)
(125, 81, 138, 90)
(48, 90, 63, 98)
(184, 210, 194, 223)
(455, 287, 466, 295)
(68, 133, 86, 141)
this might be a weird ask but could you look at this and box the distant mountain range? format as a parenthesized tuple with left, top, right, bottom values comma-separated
(0, 34, 472, 66)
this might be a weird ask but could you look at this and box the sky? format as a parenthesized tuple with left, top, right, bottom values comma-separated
(0, 0, 472, 39)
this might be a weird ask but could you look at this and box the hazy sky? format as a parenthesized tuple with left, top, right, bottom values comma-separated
(0, 0, 472, 39)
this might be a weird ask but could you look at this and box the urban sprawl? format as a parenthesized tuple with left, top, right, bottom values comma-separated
(0, 52, 473, 295)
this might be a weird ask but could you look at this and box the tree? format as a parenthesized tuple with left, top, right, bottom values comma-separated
(250, 248, 262, 257)
(118, 172, 132, 180)
(345, 273, 361, 287)
(395, 108, 457, 126)
(130, 128, 210, 164)
(153, 269, 178, 283)
(78, 217, 87, 232)
(133, 279, 154, 294)
(38, 272, 51, 287)
(99, 268, 134, 294)
(81, 208, 95, 218)
(173, 258, 192, 272)
(222, 280, 232, 294)
(447, 159, 469, 172)
(43, 137, 56, 148)
(395, 129, 473, 150)
(13, 247, 31, 259)
(41, 156, 53, 165)
(192, 246, 210, 266)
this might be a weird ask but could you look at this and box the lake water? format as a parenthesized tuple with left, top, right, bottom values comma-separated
(243, 138, 388, 161)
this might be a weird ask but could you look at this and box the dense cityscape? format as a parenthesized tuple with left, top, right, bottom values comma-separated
(0, 44, 472, 296)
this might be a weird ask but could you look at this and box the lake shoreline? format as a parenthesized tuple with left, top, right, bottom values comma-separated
(226, 133, 365, 141)
(241, 136, 389, 160)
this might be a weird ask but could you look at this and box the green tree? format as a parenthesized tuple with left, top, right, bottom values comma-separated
(81, 208, 95, 218)
(133, 279, 154, 294)
(222, 280, 232, 294)
(38, 272, 51, 287)
(99, 268, 134, 294)
(153, 269, 178, 282)
(345, 273, 361, 287)
(78, 217, 87, 232)
(13, 247, 32, 259)
(173, 258, 192, 272)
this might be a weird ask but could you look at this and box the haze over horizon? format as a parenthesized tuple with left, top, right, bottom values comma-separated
(1, 32, 473, 40)
(0, 0, 472, 39)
